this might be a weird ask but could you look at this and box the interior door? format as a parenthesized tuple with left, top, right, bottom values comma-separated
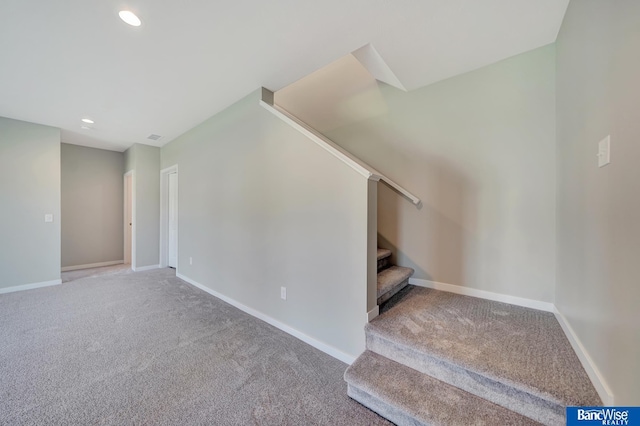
(168, 172, 178, 268)
(124, 174, 132, 265)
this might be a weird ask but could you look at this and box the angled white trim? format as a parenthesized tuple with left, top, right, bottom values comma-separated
(409, 278, 555, 312)
(352, 43, 407, 91)
(176, 272, 356, 365)
(0, 279, 62, 294)
(553, 307, 614, 405)
(367, 305, 380, 322)
(259, 99, 421, 206)
(133, 264, 160, 272)
(61, 260, 124, 272)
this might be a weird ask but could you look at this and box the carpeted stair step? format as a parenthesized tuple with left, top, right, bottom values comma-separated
(345, 350, 539, 426)
(377, 266, 414, 305)
(377, 248, 392, 272)
(365, 287, 602, 425)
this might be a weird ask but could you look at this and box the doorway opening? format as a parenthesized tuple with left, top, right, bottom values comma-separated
(160, 165, 178, 269)
(124, 171, 135, 269)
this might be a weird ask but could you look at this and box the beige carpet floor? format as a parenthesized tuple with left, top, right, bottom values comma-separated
(1, 268, 389, 425)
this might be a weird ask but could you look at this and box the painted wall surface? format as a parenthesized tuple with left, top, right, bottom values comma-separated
(124, 143, 160, 269)
(161, 90, 370, 358)
(124, 144, 136, 173)
(556, 0, 640, 405)
(133, 144, 160, 268)
(0, 117, 60, 289)
(277, 45, 557, 302)
(61, 144, 124, 268)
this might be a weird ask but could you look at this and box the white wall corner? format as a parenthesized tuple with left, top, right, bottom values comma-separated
(351, 43, 407, 91)
(553, 307, 615, 405)
(368, 306, 380, 322)
(175, 272, 356, 365)
(408, 278, 555, 312)
(0, 279, 62, 295)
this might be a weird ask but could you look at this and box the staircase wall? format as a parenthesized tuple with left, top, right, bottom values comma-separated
(276, 45, 557, 303)
(161, 89, 371, 360)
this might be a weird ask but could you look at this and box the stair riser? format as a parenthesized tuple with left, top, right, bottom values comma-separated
(348, 385, 424, 426)
(366, 332, 564, 426)
(377, 257, 391, 273)
(377, 278, 409, 306)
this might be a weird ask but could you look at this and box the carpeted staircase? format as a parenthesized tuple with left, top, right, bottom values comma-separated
(376, 249, 414, 305)
(345, 248, 602, 426)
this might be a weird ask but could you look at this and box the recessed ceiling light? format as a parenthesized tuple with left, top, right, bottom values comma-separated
(119, 10, 141, 27)
(80, 126, 91, 130)
(81, 118, 94, 124)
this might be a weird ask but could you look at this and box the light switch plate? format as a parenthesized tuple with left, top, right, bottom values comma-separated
(44, 214, 53, 223)
(280, 287, 287, 300)
(598, 135, 610, 167)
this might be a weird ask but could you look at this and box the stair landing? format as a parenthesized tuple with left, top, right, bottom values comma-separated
(361, 286, 601, 424)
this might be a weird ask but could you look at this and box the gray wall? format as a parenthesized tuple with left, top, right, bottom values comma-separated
(124, 143, 160, 269)
(556, 0, 640, 405)
(61, 144, 124, 268)
(161, 90, 370, 358)
(277, 45, 557, 302)
(0, 117, 61, 289)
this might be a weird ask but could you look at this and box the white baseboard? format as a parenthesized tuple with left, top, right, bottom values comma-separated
(0, 279, 62, 295)
(176, 272, 356, 365)
(133, 264, 160, 272)
(368, 306, 379, 322)
(409, 278, 555, 312)
(61, 260, 124, 272)
(553, 307, 614, 405)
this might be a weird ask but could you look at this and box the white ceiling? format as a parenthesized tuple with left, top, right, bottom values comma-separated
(0, 0, 569, 152)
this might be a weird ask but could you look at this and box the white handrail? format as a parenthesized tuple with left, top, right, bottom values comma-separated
(259, 90, 421, 206)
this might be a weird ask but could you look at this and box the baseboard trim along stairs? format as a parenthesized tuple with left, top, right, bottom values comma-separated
(345, 248, 602, 426)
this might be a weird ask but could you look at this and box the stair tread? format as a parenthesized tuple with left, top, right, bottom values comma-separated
(345, 350, 539, 426)
(366, 287, 601, 408)
(377, 266, 414, 298)
(377, 248, 392, 261)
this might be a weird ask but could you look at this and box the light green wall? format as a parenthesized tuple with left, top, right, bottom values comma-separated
(556, 0, 640, 405)
(278, 45, 557, 303)
(0, 117, 61, 289)
(124, 143, 136, 173)
(161, 90, 370, 358)
(61, 144, 124, 268)
(124, 143, 160, 269)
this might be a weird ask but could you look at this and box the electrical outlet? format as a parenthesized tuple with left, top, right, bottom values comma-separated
(280, 287, 287, 300)
(189, 257, 193, 265)
(598, 135, 611, 167)
(44, 214, 53, 223)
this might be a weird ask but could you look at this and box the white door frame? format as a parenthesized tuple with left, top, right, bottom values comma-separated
(124, 170, 136, 270)
(159, 165, 178, 269)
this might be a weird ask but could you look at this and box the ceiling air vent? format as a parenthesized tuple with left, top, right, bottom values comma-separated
(147, 134, 162, 141)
